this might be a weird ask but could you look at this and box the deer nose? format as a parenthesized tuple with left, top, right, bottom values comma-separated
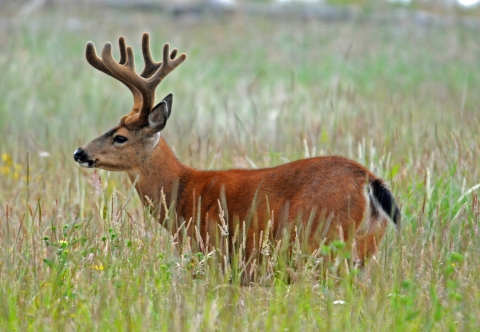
(73, 148, 88, 162)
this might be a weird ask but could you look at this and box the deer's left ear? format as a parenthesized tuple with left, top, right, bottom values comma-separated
(148, 93, 173, 132)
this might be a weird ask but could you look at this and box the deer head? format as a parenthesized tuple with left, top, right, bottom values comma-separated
(73, 33, 187, 171)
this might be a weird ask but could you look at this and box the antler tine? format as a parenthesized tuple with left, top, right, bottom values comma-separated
(135, 42, 186, 119)
(85, 38, 143, 112)
(149, 43, 187, 87)
(170, 48, 178, 60)
(118, 37, 127, 65)
(140, 32, 182, 78)
(101, 41, 156, 114)
(125, 45, 136, 70)
(140, 33, 156, 78)
(85, 41, 112, 77)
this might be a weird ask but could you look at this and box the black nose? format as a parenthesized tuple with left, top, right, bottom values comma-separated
(73, 148, 88, 162)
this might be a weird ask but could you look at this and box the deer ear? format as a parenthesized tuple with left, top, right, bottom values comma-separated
(148, 94, 173, 132)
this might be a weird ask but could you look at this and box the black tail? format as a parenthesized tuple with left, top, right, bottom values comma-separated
(369, 179, 401, 229)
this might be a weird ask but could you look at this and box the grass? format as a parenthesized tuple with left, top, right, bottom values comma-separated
(1, 3, 480, 331)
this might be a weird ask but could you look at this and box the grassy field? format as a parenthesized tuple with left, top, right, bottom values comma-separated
(0, 3, 479, 331)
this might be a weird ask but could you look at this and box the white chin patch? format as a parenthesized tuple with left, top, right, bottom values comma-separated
(78, 162, 92, 168)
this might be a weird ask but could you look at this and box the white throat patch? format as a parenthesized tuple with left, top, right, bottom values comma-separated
(147, 133, 161, 151)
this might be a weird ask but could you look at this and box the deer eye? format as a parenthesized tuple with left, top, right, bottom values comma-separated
(113, 135, 128, 144)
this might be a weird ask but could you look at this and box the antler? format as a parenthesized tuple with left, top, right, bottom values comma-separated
(85, 32, 187, 127)
(86, 37, 144, 112)
(140, 33, 179, 78)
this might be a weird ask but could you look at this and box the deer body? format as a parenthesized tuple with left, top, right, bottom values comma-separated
(74, 33, 400, 271)
(124, 135, 389, 265)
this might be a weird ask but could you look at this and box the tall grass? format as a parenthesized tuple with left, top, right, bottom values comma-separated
(0, 4, 479, 330)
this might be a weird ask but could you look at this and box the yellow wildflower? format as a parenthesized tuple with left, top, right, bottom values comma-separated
(0, 166, 9, 175)
(2, 153, 12, 166)
(1, 154, 22, 180)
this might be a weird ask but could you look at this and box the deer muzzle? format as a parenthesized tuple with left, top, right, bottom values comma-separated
(73, 148, 96, 168)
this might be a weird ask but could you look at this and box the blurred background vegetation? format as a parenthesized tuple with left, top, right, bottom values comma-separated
(0, 0, 479, 330)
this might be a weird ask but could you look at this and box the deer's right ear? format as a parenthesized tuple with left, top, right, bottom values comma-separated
(148, 94, 173, 132)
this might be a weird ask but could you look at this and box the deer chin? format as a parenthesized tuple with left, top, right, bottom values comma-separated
(91, 160, 128, 172)
(77, 159, 97, 168)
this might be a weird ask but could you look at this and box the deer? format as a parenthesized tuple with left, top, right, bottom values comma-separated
(73, 33, 401, 281)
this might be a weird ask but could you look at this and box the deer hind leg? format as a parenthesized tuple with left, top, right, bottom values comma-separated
(353, 220, 387, 268)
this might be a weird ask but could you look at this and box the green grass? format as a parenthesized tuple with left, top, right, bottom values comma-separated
(1, 4, 480, 331)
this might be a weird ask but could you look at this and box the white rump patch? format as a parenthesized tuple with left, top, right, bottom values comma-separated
(355, 185, 373, 236)
(357, 183, 397, 237)
(368, 182, 396, 226)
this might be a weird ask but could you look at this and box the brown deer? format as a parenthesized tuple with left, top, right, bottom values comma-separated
(74, 33, 400, 278)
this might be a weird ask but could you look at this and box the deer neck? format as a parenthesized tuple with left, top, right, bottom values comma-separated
(126, 136, 189, 214)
